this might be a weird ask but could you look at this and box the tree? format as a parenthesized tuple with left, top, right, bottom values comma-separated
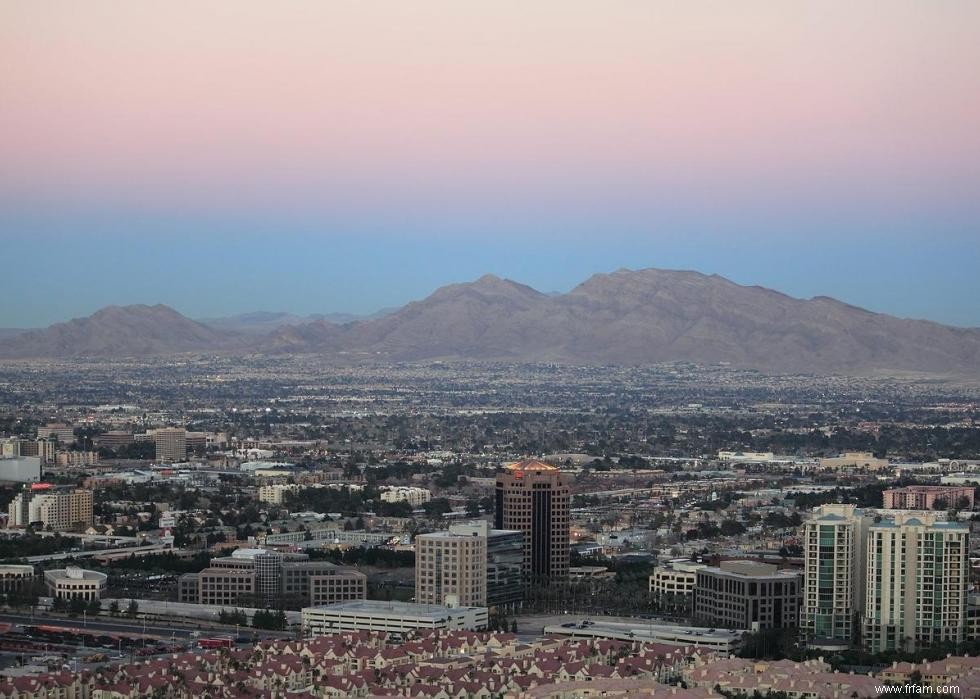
(720, 519, 746, 536)
(86, 598, 101, 616)
(126, 599, 139, 618)
(465, 499, 481, 517)
(108, 600, 120, 617)
(68, 597, 86, 617)
(511, 619, 518, 634)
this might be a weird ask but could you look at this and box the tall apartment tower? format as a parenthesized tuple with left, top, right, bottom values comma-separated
(416, 522, 489, 607)
(155, 427, 187, 462)
(801, 504, 873, 643)
(864, 515, 969, 652)
(495, 460, 570, 582)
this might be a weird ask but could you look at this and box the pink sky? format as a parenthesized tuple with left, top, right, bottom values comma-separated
(1, 1, 979, 215)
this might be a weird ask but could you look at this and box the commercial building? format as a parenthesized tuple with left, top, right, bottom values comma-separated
(95, 431, 135, 450)
(56, 451, 99, 468)
(882, 485, 974, 511)
(650, 560, 706, 598)
(302, 600, 488, 636)
(693, 561, 801, 631)
(44, 567, 107, 601)
(379, 486, 431, 507)
(416, 522, 489, 607)
(486, 528, 524, 608)
(495, 460, 570, 582)
(717, 451, 776, 463)
(0, 564, 36, 593)
(154, 427, 187, 462)
(801, 504, 873, 644)
(863, 515, 970, 652)
(22, 438, 57, 465)
(818, 452, 888, 471)
(258, 483, 300, 505)
(7, 486, 94, 531)
(0, 456, 42, 483)
(544, 619, 742, 653)
(263, 527, 392, 548)
(0, 438, 21, 457)
(37, 424, 75, 444)
(178, 547, 365, 607)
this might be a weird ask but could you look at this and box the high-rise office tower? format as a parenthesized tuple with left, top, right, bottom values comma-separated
(154, 427, 187, 462)
(494, 460, 570, 582)
(801, 504, 873, 643)
(863, 515, 969, 652)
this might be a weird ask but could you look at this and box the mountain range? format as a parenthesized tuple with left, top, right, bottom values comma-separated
(2, 268, 978, 375)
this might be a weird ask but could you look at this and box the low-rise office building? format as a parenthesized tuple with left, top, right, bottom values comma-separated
(44, 567, 107, 601)
(0, 564, 36, 592)
(302, 600, 487, 636)
(818, 452, 888, 471)
(178, 547, 365, 607)
(379, 486, 431, 507)
(693, 561, 801, 631)
(649, 560, 706, 598)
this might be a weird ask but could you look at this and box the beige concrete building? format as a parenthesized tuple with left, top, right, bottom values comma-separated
(8, 487, 94, 531)
(37, 424, 75, 444)
(494, 460, 570, 582)
(302, 600, 487, 635)
(0, 564, 36, 593)
(416, 522, 489, 607)
(56, 450, 99, 467)
(258, 483, 300, 504)
(649, 559, 706, 598)
(154, 427, 187, 462)
(44, 567, 107, 601)
(379, 486, 431, 506)
(179, 548, 366, 608)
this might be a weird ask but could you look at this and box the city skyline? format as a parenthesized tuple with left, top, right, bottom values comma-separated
(2, 2, 979, 327)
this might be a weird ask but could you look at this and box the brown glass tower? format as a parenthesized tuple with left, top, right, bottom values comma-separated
(494, 460, 570, 582)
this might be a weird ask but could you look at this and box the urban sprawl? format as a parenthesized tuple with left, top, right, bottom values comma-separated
(0, 359, 978, 697)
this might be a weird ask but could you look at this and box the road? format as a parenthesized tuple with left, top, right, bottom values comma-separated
(0, 612, 294, 642)
(22, 543, 175, 563)
(0, 612, 198, 639)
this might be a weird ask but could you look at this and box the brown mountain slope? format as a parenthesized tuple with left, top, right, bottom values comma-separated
(4, 271, 979, 374)
(270, 269, 980, 374)
(0, 305, 237, 358)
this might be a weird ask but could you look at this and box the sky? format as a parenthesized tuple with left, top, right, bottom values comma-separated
(1, 1, 979, 327)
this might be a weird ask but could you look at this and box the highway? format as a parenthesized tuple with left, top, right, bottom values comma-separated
(22, 543, 175, 564)
(0, 612, 197, 639)
(0, 612, 294, 642)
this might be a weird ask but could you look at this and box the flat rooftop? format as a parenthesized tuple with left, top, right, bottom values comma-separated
(304, 600, 485, 618)
(544, 618, 742, 648)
